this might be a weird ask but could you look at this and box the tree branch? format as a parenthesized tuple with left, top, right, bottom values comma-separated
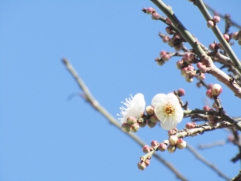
(62, 58, 188, 181)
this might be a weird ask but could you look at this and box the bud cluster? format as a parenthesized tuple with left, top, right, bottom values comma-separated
(206, 84, 222, 98)
(207, 15, 220, 28)
(142, 7, 160, 20)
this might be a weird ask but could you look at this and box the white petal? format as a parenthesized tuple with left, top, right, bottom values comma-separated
(167, 93, 179, 105)
(118, 93, 146, 124)
(160, 119, 177, 130)
(174, 106, 183, 123)
(151, 94, 167, 107)
(133, 93, 146, 111)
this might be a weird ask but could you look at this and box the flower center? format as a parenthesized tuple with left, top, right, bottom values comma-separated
(163, 103, 175, 116)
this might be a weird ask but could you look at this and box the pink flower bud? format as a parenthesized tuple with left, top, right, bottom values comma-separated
(127, 116, 137, 125)
(160, 50, 167, 56)
(186, 122, 196, 129)
(177, 139, 187, 149)
(121, 123, 130, 132)
(167, 145, 176, 153)
(209, 43, 216, 50)
(181, 67, 188, 77)
(165, 18, 172, 24)
(203, 105, 210, 111)
(146, 105, 154, 115)
(197, 73, 206, 80)
(177, 88, 185, 97)
(169, 135, 178, 145)
(146, 7, 155, 14)
(130, 123, 140, 132)
(151, 140, 159, 147)
(207, 20, 214, 28)
(176, 60, 184, 69)
(232, 32, 239, 40)
(159, 143, 167, 152)
(168, 129, 177, 136)
(142, 145, 151, 153)
(144, 158, 150, 166)
(162, 35, 170, 43)
(137, 118, 146, 127)
(137, 162, 146, 170)
(211, 84, 222, 96)
(213, 16, 220, 23)
(185, 76, 193, 83)
(152, 12, 160, 20)
(165, 27, 172, 34)
(207, 84, 213, 89)
(162, 54, 171, 61)
(223, 34, 230, 41)
(206, 89, 213, 98)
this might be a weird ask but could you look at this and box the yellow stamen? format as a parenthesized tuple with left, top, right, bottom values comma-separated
(163, 103, 175, 116)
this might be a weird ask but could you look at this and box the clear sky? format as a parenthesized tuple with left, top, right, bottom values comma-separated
(1, 0, 241, 181)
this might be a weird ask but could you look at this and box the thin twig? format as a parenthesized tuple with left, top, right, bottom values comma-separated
(186, 143, 230, 180)
(62, 58, 188, 181)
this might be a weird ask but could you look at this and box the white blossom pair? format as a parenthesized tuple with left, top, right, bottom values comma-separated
(118, 93, 183, 130)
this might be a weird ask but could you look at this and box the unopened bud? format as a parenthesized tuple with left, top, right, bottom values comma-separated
(146, 105, 154, 115)
(142, 145, 151, 153)
(213, 16, 220, 23)
(206, 89, 213, 98)
(167, 145, 176, 153)
(150, 115, 159, 123)
(147, 120, 157, 128)
(209, 43, 216, 50)
(197, 73, 206, 80)
(144, 158, 151, 166)
(211, 84, 222, 96)
(203, 105, 210, 111)
(137, 162, 146, 171)
(162, 35, 170, 43)
(165, 27, 172, 34)
(130, 123, 140, 132)
(185, 76, 193, 83)
(159, 143, 167, 152)
(127, 116, 137, 125)
(137, 118, 146, 127)
(121, 123, 130, 132)
(207, 20, 214, 28)
(223, 34, 230, 42)
(176, 60, 184, 69)
(152, 12, 160, 20)
(169, 135, 178, 145)
(177, 139, 187, 149)
(232, 32, 239, 40)
(177, 88, 185, 97)
(151, 140, 159, 147)
(146, 7, 155, 14)
(186, 122, 196, 129)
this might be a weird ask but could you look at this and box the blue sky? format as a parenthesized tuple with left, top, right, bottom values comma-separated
(1, 0, 241, 181)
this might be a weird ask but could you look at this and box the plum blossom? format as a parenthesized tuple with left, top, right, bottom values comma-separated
(152, 93, 183, 130)
(118, 93, 146, 124)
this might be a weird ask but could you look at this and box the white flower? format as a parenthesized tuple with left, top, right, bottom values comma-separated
(118, 93, 146, 124)
(152, 93, 183, 130)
